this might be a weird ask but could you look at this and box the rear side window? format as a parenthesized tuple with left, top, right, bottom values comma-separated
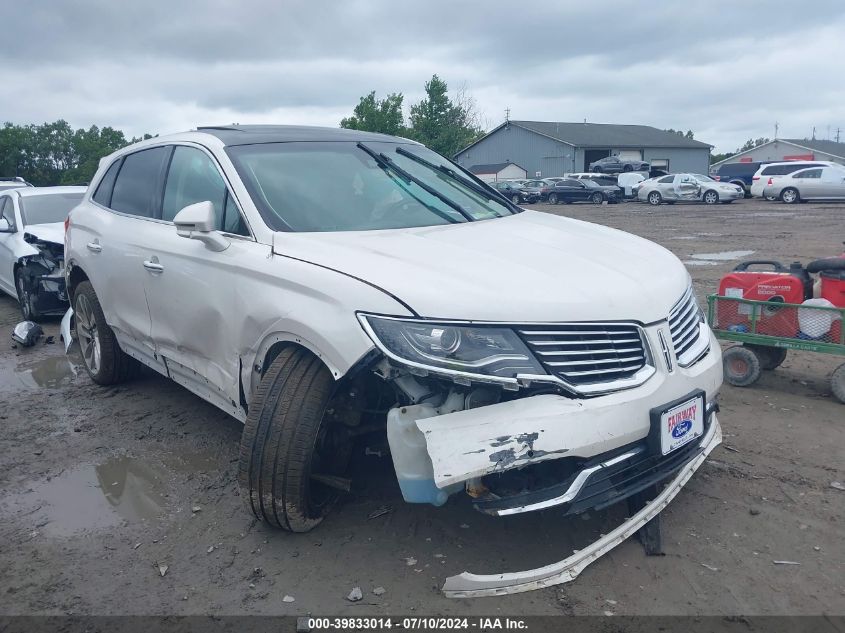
(761, 163, 821, 176)
(92, 159, 122, 207)
(793, 168, 822, 179)
(658, 175, 675, 183)
(110, 147, 170, 217)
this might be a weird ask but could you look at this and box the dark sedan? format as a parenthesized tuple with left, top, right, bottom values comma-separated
(588, 156, 650, 174)
(547, 178, 618, 204)
(492, 180, 540, 204)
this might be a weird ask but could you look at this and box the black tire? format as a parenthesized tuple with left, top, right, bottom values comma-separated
(511, 194, 521, 205)
(703, 189, 719, 205)
(548, 193, 559, 204)
(745, 344, 787, 370)
(591, 192, 603, 204)
(831, 363, 845, 404)
(239, 346, 344, 532)
(723, 345, 762, 387)
(647, 191, 662, 206)
(592, 166, 603, 173)
(622, 164, 633, 172)
(781, 188, 800, 204)
(73, 281, 137, 385)
(15, 267, 41, 322)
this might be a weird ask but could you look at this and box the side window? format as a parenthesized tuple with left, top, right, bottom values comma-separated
(92, 159, 122, 207)
(111, 147, 170, 218)
(0, 197, 14, 228)
(794, 169, 822, 179)
(658, 176, 674, 183)
(163, 146, 249, 236)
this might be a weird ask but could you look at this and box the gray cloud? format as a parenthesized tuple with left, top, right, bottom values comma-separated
(1, 0, 844, 152)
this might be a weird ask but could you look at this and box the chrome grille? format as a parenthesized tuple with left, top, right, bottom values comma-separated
(669, 287, 708, 366)
(518, 324, 648, 386)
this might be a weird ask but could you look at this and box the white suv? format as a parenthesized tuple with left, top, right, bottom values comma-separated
(750, 160, 837, 198)
(64, 126, 722, 593)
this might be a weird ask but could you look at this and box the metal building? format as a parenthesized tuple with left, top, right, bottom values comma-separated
(454, 120, 712, 178)
(710, 138, 845, 169)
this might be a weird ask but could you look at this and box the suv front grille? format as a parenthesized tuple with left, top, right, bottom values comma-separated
(669, 287, 708, 366)
(518, 324, 649, 387)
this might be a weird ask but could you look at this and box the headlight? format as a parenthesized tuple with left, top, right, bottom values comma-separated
(359, 314, 546, 382)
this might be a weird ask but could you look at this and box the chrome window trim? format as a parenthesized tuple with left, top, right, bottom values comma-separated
(357, 313, 656, 397)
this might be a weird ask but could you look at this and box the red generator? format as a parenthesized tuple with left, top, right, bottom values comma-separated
(717, 261, 811, 338)
(807, 257, 845, 344)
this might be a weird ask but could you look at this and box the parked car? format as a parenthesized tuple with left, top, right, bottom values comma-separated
(710, 161, 774, 196)
(589, 156, 650, 174)
(567, 172, 625, 198)
(63, 125, 723, 589)
(761, 165, 845, 203)
(637, 174, 743, 205)
(0, 186, 85, 319)
(492, 180, 539, 204)
(519, 179, 552, 202)
(0, 176, 33, 192)
(750, 161, 838, 198)
(547, 178, 619, 204)
(617, 172, 646, 198)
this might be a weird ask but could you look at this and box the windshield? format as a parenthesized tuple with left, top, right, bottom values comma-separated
(582, 180, 601, 188)
(19, 192, 84, 225)
(226, 141, 515, 232)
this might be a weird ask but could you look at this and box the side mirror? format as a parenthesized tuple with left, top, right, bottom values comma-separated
(0, 218, 13, 233)
(173, 201, 229, 252)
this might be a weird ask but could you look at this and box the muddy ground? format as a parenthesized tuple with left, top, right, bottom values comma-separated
(1, 198, 843, 617)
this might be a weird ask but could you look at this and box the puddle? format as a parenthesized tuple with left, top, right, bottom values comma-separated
(6, 456, 167, 537)
(0, 356, 77, 393)
(690, 250, 755, 261)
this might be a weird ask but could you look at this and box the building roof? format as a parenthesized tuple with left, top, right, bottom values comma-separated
(782, 138, 845, 159)
(457, 121, 712, 156)
(196, 124, 416, 147)
(467, 162, 523, 174)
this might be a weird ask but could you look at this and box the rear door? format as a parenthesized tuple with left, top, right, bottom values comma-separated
(656, 175, 677, 199)
(791, 168, 823, 199)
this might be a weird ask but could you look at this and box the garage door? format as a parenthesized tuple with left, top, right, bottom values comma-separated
(617, 150, 643, 161)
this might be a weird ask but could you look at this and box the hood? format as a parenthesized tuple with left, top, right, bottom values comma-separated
(23, 222, 65, 246)
(272, 210, 689, 323)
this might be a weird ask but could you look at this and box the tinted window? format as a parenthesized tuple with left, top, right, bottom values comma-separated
(793, 168, 822, 179)
(658, 176, 675, 183)
(761, 163, 822, 176)
(111, 147, 169, 217)
(92, 159, 122, 207)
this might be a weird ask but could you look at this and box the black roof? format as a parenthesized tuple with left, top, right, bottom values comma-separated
(196, 124, 415, 147)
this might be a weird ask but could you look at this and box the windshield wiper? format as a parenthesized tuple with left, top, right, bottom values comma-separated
(395, 146, 515, 212)
(357, 143, 475, 222)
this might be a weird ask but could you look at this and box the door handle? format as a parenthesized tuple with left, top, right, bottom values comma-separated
(86, 242, 102, 253)
(143, 260, 164, 273)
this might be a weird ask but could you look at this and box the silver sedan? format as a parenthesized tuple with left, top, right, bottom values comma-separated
(762, 166, 845, 203)
(637, 173, 744, 205)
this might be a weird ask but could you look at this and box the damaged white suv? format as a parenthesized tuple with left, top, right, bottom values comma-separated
(64, 126, 722, 594)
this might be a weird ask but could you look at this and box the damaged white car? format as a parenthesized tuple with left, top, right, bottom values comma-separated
(63, 126, 722, 596)
(0, 186, 85, 320)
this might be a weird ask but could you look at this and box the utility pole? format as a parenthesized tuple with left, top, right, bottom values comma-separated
(774, 121, 779, 139)
(505, 108, 510, 123)
(812, 126, 816, 140)
(836, 128, 842, 143)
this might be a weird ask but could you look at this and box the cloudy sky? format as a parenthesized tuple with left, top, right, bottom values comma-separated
(3, 1, 844, 153)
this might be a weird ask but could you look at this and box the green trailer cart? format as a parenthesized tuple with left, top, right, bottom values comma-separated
(707, 294, 845, 403)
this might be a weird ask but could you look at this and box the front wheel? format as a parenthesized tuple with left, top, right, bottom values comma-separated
(703, 190, 719, 205)
(622, 164, 633, 172)
(15, 268, 41, 322)
(723, 345, 762, 387)
(591, 192, 603, 204)
(831, 363, 845, 404)
(647, 191, 662, 206)
(511, 194, 521, 205)
(73, 281, 137, 385)
(548, 193, 559, 204)
(781, 188, 800, 204)
(239, 347, 348, 532)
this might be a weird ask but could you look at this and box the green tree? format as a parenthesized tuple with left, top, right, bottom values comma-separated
(407, 75, 483, 157)
(340, 91, 406, 137)
(737, 137, 770, 153)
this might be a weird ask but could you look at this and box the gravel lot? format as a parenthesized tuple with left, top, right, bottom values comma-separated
(1, 198, 843, 616)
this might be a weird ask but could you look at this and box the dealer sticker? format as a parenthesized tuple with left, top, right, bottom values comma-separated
(660, 395, 704, 455)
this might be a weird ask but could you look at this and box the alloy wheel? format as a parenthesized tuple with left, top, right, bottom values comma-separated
(75, 293, 101, 375)
(16, 274, 32, 320)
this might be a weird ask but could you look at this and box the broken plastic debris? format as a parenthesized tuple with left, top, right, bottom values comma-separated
(367, 506, 392, 520)
(11, 321, 43, 347)
(191, 505, 202, 513)
(372, 586, 386, 596)
(283, 595, 295, 603)
(700, 563, 719, 572)
(207, 545, 214, 553)
(773, 560, 801, 565)
(831, 481, 844, 491)
(133, 543, 142, 550)
(158, 564, 168, 577)
(347, 587, 363, 602)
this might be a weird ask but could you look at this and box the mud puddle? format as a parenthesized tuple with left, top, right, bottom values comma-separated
(0, 356, 77, 392)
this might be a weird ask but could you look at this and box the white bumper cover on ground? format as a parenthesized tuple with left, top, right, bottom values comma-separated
(442, 415, 722, 597)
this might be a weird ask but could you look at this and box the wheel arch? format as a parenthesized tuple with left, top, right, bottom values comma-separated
(66, 260, 90, 301)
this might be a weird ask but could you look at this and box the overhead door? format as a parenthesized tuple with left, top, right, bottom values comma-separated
(617, 150, 643, 161)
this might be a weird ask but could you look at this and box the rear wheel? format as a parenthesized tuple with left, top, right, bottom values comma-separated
(511, 194, 521, 205)
(781, 188, 799, 204)
(591, 192, 603, 204)
(238, 346, 349, 532)
(592, 166, 603, 173)
(548, 193, 559, 204)
(831, 363, 845, 404)
(703, 190, 719, 205)
(745, 344, 787, 370)
(723, 345, 762, 387)
(73, 281, 137, 385)
(623, 164, 633, 172)
(647, 191, 662, 206)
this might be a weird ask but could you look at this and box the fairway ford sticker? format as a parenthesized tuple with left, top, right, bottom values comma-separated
(672, 418, 693, 439)
(667, 403, 696, 437)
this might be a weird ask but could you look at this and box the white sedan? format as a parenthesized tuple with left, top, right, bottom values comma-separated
(638, 173, 744, 205)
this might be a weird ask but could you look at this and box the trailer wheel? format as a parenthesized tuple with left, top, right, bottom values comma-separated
(723, 345, 762, 387)
(831, 363, 845, 404)
(746, 344, 787, 370)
